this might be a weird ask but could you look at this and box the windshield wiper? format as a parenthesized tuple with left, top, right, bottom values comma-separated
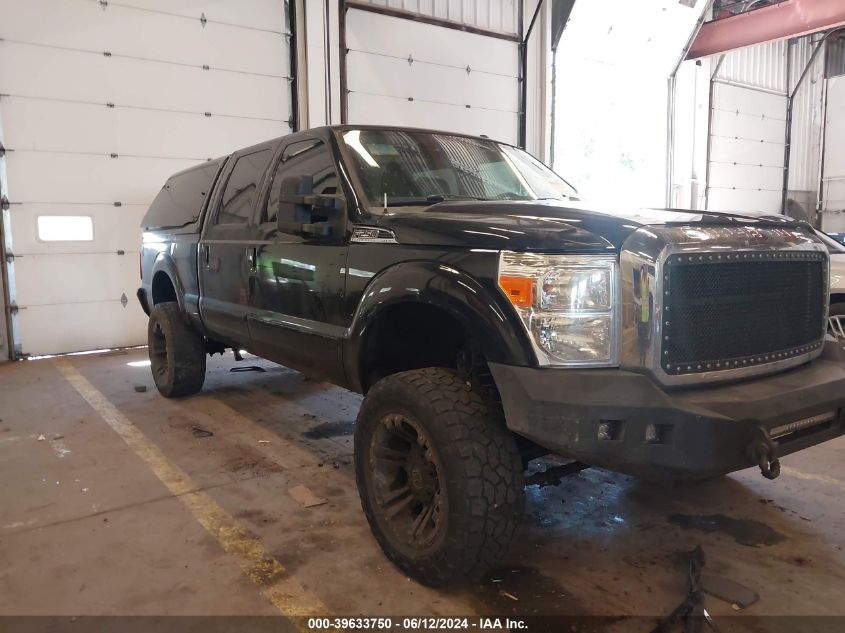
(384, 194, 491, 207)
(426, 194, 491, 203)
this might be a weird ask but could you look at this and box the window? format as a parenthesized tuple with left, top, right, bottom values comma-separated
(264, 140, 339, 224)
(142, 158, 224, 229)
(37, 216, 94, 241)
(216, 149, 272, 225)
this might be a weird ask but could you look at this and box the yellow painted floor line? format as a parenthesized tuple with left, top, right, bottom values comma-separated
(55, 358, 328, 619)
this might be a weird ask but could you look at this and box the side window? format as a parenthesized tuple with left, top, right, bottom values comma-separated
(263, 140, 339, 224)
(215, 149, 272, 225)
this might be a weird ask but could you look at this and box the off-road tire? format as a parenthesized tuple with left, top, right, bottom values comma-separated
(147, 301, 206, 397)
(355, 368, 525, 586)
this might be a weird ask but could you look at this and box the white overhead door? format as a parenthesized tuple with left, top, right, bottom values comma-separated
(343, 7, 520, 145)
(821, 76, 845, 232)
(0, 0, 293, 356)
(706, 82, 787, 213)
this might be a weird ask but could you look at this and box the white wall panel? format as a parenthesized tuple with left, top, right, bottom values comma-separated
(0, 45, 290, 121)
(0, 0, 292, 355)
(97, 0, 289, 33)
(4, 153, 197, 204)
(1, 0, 289, 78)
(706, 82, 786, 213)
(347, 92, 518, 142)
(345, 51, 518, 111)
(707, 188, 783, 213)
(344, 7, 519, 144)
(1, 98, 284, 160)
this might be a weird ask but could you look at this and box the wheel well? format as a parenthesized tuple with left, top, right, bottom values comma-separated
(151, 271, 178, 306)
(359, 303, 466, 393)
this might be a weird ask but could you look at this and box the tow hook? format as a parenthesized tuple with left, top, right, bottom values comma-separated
(748, 427, 781, 480)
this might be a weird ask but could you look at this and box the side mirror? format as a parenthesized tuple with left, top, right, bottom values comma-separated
(275, 174, 345, 239)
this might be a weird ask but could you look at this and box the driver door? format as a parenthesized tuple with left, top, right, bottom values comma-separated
(247, 138, 349, 385)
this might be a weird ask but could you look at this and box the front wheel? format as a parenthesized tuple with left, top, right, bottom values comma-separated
(354, 368, 525, 586)
(147, 301, 206, 397)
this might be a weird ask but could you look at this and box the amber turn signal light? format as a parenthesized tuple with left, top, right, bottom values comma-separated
(499, 275, 533, 308)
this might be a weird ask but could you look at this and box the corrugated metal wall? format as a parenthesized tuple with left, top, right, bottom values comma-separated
(706, 35, 831, 221)
(716, 40, 789, 93)
(827, 34, 845, 78)
(787, 35, 826, 217)
(351, 0, 520, 34)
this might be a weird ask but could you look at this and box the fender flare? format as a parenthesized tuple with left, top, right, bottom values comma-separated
(149, 253, 187, 313)
(344, 260, 535, 391)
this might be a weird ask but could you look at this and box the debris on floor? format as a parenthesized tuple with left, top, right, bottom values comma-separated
(701, 573, 759, 610)
(191, 426, 214, 438)
(524, 461, 590, 487)
(651, 546, 711, 633)
(288, 484, 327, 508)
(134, 384, 147, 393)
(37, 434, 46, 441)
(229, 366, 266, 373)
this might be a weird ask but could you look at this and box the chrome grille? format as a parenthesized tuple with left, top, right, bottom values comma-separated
(661, 251, 827, 376)
(620, 224, 830, 387)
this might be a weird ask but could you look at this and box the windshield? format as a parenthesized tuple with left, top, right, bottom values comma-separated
(340, 129, 579, 209)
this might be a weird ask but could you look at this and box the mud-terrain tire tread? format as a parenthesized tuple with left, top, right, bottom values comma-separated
(355, 367, 525, 586)
(148, 301, 206, 398)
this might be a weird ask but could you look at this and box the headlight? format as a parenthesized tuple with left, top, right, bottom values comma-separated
(498, 252, 618, 366)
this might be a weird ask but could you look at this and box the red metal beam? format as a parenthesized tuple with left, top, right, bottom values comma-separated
(687, 0, 845, 60)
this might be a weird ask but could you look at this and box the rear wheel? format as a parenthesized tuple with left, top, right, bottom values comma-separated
(148, 301, 206, 397)
(355, 368, 525, 586)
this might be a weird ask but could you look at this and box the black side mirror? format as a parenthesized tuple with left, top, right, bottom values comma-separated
(275, 175, 345, 239)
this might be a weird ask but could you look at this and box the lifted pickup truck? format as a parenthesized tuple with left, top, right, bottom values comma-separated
(139, 125, 845, 585)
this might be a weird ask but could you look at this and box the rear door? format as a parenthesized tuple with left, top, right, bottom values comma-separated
(247, 138, 349, 384)
(199, 144, 274, 346)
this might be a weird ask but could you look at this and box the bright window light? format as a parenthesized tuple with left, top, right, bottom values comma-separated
(37, 216, 94, 242)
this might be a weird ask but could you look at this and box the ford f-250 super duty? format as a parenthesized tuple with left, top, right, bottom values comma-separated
(138, 125, 845, 586)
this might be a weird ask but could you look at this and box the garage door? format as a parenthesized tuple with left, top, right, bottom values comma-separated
(706, 82, 787, 213)
(821, 75, 845, 232)
(342, 6, 520, 145)
(0, 0, 293, 356)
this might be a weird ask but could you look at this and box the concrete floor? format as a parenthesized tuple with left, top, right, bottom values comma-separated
(1, 349, 844, 630)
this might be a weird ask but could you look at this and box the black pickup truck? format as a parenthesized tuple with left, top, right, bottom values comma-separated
(139, 125, 845, 585)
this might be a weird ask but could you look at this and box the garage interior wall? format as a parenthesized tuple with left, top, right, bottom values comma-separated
(342, 5, 520, 145)
(671, 31, 845, 219)
(315, 0, 550, 159)
(0, 0, 295, 357)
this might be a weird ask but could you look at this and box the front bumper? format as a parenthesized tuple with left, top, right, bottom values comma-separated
(490, 342, 845, 479)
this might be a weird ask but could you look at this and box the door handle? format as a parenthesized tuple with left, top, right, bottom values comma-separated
(246, 246, 257, 273)
(201, 243, 210, 267)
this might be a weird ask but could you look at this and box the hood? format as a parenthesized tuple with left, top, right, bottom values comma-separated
(376, 200, 807, 252)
